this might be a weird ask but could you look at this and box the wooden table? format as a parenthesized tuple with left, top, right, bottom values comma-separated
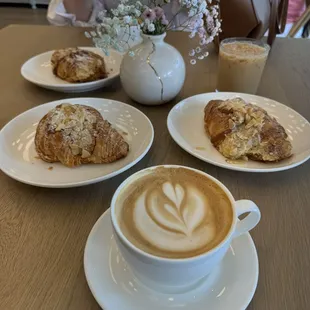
(1, 25, 310, 310)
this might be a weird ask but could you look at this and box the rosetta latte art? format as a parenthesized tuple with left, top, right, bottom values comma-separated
(133, 182, 216, 253)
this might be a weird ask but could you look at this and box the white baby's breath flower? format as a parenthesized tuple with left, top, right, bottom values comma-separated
(111, 9, 119, 17)
(189, 49, 195, 56)
(135, 1, 143, 7)
(180, 0, 190, 6)
(188, 8, 195, 17)
(118, 4, 125, 13)
(86, 0, 220, 66)
(114, 24, 121, 35)
(199, 1, 207, 12)
(97, 10, 107, 20)
(102, 17, 111, 26)
(112, 16, 120, 23)
(148, 23, 155, 32)
(104, 24, 112, 32)
(191, 0, 198, 6)
(134, 9, 141, 17)
(199, 38, 206, 45)
(206, 36, 214, 44)
(123, 15, 132, 24)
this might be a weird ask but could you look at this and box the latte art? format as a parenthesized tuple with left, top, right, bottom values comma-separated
(154, 183, 205, 236)
(133, 182, 216, 253)
(116, 167, 233, 258)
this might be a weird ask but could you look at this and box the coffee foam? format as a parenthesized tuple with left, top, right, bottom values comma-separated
(116, 167, 233, 259)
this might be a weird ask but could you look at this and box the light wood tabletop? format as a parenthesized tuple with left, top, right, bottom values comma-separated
(1, 25, 310, 310)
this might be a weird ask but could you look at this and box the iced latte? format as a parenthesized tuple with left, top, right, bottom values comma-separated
(217, 38, 270, 94)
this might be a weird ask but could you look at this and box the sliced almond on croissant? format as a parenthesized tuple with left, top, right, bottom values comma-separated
(204, 98, 292, 162)
(35, 103, 129, 167)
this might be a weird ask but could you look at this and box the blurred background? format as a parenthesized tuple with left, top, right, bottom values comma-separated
(0, 0, 309, 39)
(0, 1, 48, 28)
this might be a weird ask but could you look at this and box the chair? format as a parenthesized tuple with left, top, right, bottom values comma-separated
(287, 5, 310, 37)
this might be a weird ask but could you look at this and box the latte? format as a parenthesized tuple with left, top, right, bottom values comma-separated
(115, 167, 233, 259)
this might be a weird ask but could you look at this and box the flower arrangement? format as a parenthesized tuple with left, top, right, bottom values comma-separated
(85, 0, 221, 64)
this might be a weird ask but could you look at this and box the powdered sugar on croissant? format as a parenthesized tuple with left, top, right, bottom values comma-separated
(35, 103, 129, 167)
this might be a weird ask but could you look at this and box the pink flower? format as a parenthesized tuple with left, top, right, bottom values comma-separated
(141, 8, 156, 21)
(154, 6, 164, 18)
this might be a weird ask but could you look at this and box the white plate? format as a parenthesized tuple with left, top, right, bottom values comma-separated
(0, 98, 154, 188)
(21, 47, 122, 93)
(84, 209, 259, 310)
(168, 92, 310, 172)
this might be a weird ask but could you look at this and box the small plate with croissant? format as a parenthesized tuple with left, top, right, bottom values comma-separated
(0, 98, 153, 187)
(168, 92, 310, 172)
(21, 47, 122, 93)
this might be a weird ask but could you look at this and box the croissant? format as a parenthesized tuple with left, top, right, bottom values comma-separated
(35, 104, 129, 167)
(51, 48, 107, 83)
(204, 98, 292, 162)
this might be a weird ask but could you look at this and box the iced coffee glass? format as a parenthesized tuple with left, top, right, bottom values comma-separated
(217, 38, 270, 94)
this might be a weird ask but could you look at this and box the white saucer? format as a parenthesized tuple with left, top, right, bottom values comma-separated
(0, 98, 154, 188)
(167, 92, 310, 172)
(84, 209, 259, 310)
(21, 47, 122, 93)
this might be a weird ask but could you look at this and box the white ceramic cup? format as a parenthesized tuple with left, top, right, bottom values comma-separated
(110, 165, 261, 292)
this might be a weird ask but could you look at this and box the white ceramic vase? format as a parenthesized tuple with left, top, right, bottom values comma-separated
(120, 33, 186, 106)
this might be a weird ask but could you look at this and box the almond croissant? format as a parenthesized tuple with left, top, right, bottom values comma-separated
(35, 103, 129, 167)
(51, 48, 107, 83)
(204, 98, 292, 162)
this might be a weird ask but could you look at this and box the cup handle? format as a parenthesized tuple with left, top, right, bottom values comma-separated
(233, 200, 261, 238)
